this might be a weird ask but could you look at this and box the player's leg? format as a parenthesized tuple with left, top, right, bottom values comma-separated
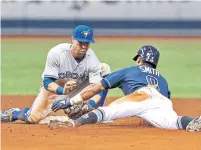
(13, 78, 81, 123)
(0, 88, 53, 123)
(25, 87, 55, 123)
(130, 87, 197, 130)
(27, 85, 70, 123)
(0, 86, 66, 123)
(56, 89, 153, 127)
(1, 79, 79, 123)
(1, 108, 21, 123)
(59, 87, 200, 131)
(140, 106, 200, 131)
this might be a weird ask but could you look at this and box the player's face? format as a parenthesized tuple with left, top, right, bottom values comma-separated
(71, 37, 90, 58)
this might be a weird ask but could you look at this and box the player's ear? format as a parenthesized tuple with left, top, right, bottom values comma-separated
(139, 57, 143, 64)
(71, 36, 75, 43)
(136, 56, 142, 65)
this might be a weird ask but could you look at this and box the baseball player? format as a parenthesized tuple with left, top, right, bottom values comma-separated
(1, 25, 110, 123)
(49, 45, 201, 132)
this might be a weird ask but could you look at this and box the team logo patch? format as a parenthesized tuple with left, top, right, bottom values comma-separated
(82, 30, 90, 37)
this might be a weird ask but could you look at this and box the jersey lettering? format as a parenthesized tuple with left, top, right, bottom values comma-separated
(59, 73, 66, 79)
(146, 75, 160, 91)
(58, 71, 87, 80)
(139, 66, 159, 76)
(66, 71, 72, 78)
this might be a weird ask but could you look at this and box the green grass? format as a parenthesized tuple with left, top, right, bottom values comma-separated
(1, 38, 201, 98)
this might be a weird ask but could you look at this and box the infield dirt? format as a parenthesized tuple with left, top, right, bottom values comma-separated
(1, 96, 201, 150)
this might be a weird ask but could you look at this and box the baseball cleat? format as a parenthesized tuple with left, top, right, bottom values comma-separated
(48, 119, 76, 129)
(186, 115, 201, 132)
(0, 108, 20, 123)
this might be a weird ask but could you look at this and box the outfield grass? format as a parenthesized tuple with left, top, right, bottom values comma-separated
(1, 38, 201, 98)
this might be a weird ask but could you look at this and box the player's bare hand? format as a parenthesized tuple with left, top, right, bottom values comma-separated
(63, 81, 77, 94)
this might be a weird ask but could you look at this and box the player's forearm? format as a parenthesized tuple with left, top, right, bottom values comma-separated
(90, 94, 101, 105)
(47, 82, 60, 94)
(70, 82, 105, 105)
(43, 77, 61, 94)
(44, 78, 75, 95)
(81, 83, 105, 100)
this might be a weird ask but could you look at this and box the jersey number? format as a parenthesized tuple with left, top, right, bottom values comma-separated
(146, 75, 160, 91)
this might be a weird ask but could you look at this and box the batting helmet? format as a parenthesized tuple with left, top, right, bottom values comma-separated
(133, 45, 160, 68)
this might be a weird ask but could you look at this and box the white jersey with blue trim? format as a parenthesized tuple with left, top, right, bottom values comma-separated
(42, 43, 102, 84)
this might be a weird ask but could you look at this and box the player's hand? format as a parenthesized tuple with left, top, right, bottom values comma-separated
(52, 97, 72, 112)
(64, 102, 93, 120)
(63, 81, 77, 95)
(100, 63, 111, 77)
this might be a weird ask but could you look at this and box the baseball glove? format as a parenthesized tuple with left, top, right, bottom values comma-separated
(64, 102, 93, 120)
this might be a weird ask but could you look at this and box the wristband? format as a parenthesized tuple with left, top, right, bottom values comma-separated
(56, 87, 64, 95)
(88, 100, 96, 108)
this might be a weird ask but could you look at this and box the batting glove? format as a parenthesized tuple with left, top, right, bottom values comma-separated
(52, 98, 72, 112)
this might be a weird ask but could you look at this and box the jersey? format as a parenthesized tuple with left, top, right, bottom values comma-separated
(42, 43, 102, 84)
(101, 65, 170, 98)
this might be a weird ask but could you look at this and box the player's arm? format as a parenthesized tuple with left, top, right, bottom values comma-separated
(85, 53, 107, 106)
(43, 78, 76, 95)
(71, 68, 126, 104)
(42, 49, 76, 95)
(43, 77, 58, 93)
(87, 63, 111, 108)
(51, 69, 126, 112)
(72, 82, 105, 104)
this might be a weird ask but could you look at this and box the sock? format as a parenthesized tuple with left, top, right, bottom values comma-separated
(12, 110, 21, 121)
(96, 90, 108, 107)
(12, 108, 30, 122)
(178, 116, 193, 129)
(75, 109, 104, 126)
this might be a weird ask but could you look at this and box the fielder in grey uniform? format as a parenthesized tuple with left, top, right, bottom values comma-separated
(1, 25, 111, 123)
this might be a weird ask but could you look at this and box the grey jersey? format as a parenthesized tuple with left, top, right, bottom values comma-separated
(42, 43, 102, 84)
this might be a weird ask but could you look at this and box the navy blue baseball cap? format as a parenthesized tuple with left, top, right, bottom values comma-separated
(72, 25, 95, 43)
(133, 45, 160, 67)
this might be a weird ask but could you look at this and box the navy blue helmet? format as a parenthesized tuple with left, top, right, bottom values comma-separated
(133, 45, 160, 68)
